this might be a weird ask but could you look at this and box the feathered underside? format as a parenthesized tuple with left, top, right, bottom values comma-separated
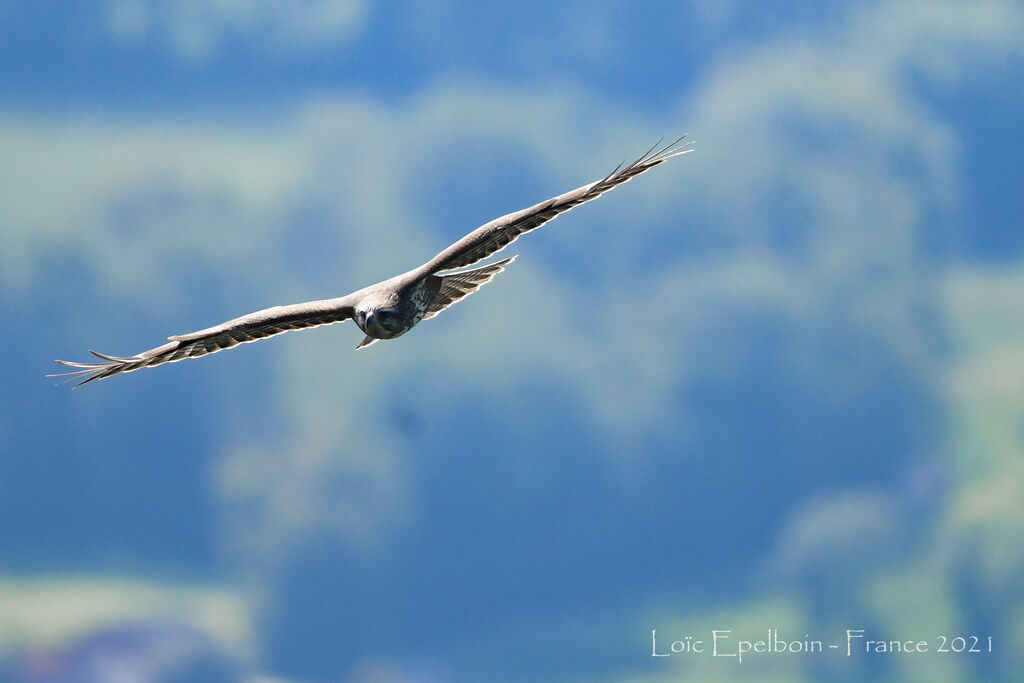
(50, 297, 355, 387)
(421, 135, 693, 273)
(423, 255, 517, 320)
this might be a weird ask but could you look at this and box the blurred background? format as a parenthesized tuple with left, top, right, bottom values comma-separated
(2, 1, 1023, 681)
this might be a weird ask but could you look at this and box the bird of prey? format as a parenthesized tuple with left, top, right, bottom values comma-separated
(51, 136, 693, 387)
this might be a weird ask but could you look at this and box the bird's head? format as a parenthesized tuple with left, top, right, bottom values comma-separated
(356, 292, 406, 339)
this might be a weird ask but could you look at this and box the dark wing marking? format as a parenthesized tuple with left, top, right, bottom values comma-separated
(421, 136, 693, 274)
(50, 295, 357, 387)
(423, 255, 517, 321)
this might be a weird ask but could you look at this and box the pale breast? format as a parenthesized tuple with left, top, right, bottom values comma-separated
(407, 277, 439, 327)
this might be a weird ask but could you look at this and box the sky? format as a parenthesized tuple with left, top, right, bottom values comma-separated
(2, 1, 1024, 681)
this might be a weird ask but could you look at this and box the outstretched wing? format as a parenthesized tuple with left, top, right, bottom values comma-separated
(421, 136, 693, 274)
(423, 255, 517, 321)
(50, 295, 357, 387)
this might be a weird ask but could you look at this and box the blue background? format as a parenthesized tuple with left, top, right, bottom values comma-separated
(1, 1, 1023, 681)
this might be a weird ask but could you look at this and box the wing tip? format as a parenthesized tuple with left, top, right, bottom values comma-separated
(89, 349, 135, 362)
(47, 363, 105, 388)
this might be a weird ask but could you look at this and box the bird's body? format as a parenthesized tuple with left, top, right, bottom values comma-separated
(51, 136, 692, 386)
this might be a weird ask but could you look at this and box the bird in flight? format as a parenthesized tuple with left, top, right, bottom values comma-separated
(51, 136, 693, 387)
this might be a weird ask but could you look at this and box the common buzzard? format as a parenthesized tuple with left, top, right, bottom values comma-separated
(52, 136, 693, 386)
